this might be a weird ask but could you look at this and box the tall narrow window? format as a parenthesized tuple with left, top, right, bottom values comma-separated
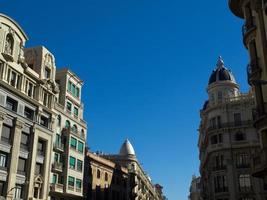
(234, 113, 242, 126)
(68, 176, 75, 187)
(69, 156, 76, 169)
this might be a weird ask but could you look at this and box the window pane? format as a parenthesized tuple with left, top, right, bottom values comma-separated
(68, 176, 75, 186)
(69, 156, 76, 169)
(70, 137, 77, 149)
(78, 141, 84, 153)
(76, 179, 82, 188)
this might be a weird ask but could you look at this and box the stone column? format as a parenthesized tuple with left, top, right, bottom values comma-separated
(6, 118, 24, 200)
(0, 110, 6, 138)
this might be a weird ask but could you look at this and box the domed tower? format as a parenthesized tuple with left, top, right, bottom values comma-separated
(119, 139, 136, 160)
(207, 56, 240, 105)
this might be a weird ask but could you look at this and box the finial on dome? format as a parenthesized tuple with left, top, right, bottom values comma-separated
(216, 56, 224, 68)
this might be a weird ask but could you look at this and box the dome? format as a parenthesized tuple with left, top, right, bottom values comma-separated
(119, 139, 135, 156)
(208, 56, 236, 85)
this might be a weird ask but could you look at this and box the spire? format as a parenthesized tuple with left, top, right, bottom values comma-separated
(216, 56, 224, 68)
(119, 139, 136, 156)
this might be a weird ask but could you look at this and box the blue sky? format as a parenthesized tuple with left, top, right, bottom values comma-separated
(1, 0, 249, 199)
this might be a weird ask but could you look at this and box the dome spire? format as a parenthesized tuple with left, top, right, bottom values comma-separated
(119, 139, 136, 156)
(216, 56, 224, 68)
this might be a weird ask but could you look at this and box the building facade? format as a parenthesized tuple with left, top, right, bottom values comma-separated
(188, 175, 201, 200)
(228, 0, 267, 178)
(198, 57, 267, 200)
(0, 13, 87, 200)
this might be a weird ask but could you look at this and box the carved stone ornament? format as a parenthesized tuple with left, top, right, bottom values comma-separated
(15, 119, 24, 129)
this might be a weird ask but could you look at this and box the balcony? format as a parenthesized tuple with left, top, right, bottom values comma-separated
(207, 120, 253, 133)
(52, 162, 63, 172)
(50, 183, 64, 193)
(251, 149, 267, 177)
(53, 142, 64, 152)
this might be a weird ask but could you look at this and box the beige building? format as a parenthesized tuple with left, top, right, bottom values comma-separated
(198, 57, 267, 200)
(188, 175, 201, 200)
(228, 0, 267, 178)
(0, 13, 87, 200)
(84, 151, 130, 200)
(103, 139, 164, 200)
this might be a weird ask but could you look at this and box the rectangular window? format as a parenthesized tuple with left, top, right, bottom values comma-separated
(54, 153, 59, 163)
(37, 140, 45, 156)
(234, 113, 242, 126)
(77, 160, 83, 172)
(20, 133, 29, 150)
(52, 174, 57, 184)
(69, 156, 76, 169)
(0, 181, 5, 196)
(236, 154, 249, 168)
(76, 179, 82, 189)
(10, 71, 16, 87)
(35, 163, 42, 175)
(40, 116, 49, 128)
(14, 185, 23, 199)
(17, 158, 26, 174)
(75, 87, 80, 98)
(71, 84, 75, 96)
(67, 102, 72, 112)
(70, 137, 77, 149)
(78, 141, 84, 153)
(74, 107, 79, 116)
(211, 135, 218, 145)
(68, 176, 75, 187)
(6, 96, 18, 112)
(68, 81, 72, 91)
(239, 174, 251, 192)
(1, 125, 11, 143)
(44, 67, 51, 79)
(0, 153, 7, 168)
(24, 106, 34, 120)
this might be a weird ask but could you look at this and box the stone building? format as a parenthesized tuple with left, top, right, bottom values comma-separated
(198, 57, 267, 200)
(228, 0, 267, 178)
(188, 175, 201, 200)
(0, 13, 87, 200)
(84, 151, 130, 200)
(84, 139, 165, 200)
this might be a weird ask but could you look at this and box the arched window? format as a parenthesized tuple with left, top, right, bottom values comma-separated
(65, 120, 70, 129)
(72, 125, 78, 133)
(4, 34, 14, 55)
(97, 169, 101, 179)
(57, 115, 61, 127)
(81, 129, 85, 137)
(105, 172, 108, 181)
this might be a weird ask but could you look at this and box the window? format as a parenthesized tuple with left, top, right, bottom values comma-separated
(211, 135, 218, 145)
(77, 160, 83, 172)
(97, 169, 101, 179)
(52, 174, 57, 184)
(74, 107, 79, 116)
(57, 115, 61, 126)
(217, 116, 221, 128)
(72, 125, 78, 133)
(0, 181, 5, 196)
(69, 156, 76, 169)
(67, 102, 72, 112)
(236, 154, 249, 168)
(214, 175, 228, 193)
(44, 67, 51, 79)
(1, 125, 11, 143)
(70, 137, 77, 149)
(75, 87, 80, 98)
(214, 155, 225, 170)
(235, 132, 246, 141)
(65, 120, 71, 129)
(24, 106, 34, 120)
(37, 140, 45, 156)
(40, 116, 49, 128)
(14, 185, 23, 199)
(78, 141, 84, 153)
(43, 92, 48, 107)
(35, 163, 42, 175)
(0, 153, 7, 168)
(55, 134, 61, 146)
(105, 172, 108, 181)
(68, 176, 75, 187)
(20, 133, 29, 150)
(68, 81, 72, 91)
(218, 91, 222, 101)
(234, 113, 242, 126)
(17, 158, 26, 174)
(6, 96, 17, 112)
(239, 174, 251, 192)
(71, 84, 75, 96)
(54, 153, 59, 163)
(25, 81, 35, 98)
(10, 71, 16, 87)
(76, 179, 82, 189)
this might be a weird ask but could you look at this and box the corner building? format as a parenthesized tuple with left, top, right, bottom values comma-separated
(0, 13, 87, 200)
(229, 0, 267, 178)
(198, 57, 267, 200)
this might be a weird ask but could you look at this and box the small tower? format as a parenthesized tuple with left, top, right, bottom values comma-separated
(207, 56, 240, 105)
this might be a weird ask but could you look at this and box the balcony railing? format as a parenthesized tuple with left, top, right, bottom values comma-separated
(50, 183, 64, 192)
(68, 185, 75, 191)
(207, 120, 253, 132)
(53, 142, 64, 151)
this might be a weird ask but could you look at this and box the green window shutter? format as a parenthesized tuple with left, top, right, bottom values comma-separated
(76, 179, 82, 188)
(70, 137, 77, 149)
(52, 174, 57, 184)
(75, 87, 80, 98)
(74, 107, 78, 116)
(69, 156, 76, 169)
(78, 141, 84, 153)
(77, 160, 83, 171)
(71, 84, 75, 95)
(68, 176, 75, 186)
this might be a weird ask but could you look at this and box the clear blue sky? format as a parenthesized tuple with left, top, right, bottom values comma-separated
(1, 0, 249, 199)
